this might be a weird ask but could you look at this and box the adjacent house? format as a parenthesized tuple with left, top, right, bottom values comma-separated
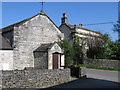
(59, 13, 102, 64)
(59, 13, 101, 46)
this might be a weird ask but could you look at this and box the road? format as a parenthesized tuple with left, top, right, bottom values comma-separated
(45, 69, 120, 88)
(86, 69, 119, 82)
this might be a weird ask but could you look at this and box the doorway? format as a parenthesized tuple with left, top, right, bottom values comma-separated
(53, 52, 59, 69)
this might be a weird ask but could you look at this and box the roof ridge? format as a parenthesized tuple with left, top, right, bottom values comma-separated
(66, 23, 101, 34)
(1, 11, 61, 33)
(1, 11, 47, 30)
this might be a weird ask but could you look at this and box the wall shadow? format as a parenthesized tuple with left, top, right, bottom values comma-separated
(40, 78, 119, 89)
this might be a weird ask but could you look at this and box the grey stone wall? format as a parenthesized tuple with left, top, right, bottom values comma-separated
(59, 25, 73, 45)
(0, 50, 13, 70)
(84, 59, 120, 69)
(34, 52, 48, 69)
(13, 14, 64, 70)
(2, 69, 77, 89)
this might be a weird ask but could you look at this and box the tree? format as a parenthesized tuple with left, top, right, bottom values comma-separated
(59, 39, 74, 67)
(87, 33, 120, 60)
(59, 34, 86, 67)
(110, 43, 120, 60)
(87, 36, 103, 59)
(113, 1, 120, 43)
(101, 34, 113, 59)
(87, 34, 113, 59)
(72, 34, 85, 64)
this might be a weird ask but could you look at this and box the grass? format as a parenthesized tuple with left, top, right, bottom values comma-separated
(86, 66, 120, 71)
(74, 64, 120, 71)
(74, 64, 86, 67)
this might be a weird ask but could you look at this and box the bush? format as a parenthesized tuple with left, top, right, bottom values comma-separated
(87, 34, 120, 60)
(59, 39, 74, 67)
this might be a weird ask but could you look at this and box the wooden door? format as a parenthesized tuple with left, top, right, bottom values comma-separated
(53, 53, 59, 69)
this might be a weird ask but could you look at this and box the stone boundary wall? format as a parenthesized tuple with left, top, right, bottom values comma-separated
(1, 69, 76, 89)
(84, 59, 120, 69)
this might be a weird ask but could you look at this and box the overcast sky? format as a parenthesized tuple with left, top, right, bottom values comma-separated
(1, 2, 119, 41)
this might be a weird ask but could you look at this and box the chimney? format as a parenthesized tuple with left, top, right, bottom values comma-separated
(63, 13, 66, 17)
(74, 24, 76, 28)
(74, 24, 77, 31)
(61, 12, 68, 24)
(79, 24, 82, 27)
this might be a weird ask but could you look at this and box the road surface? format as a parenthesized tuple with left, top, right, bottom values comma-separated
(46, 69, 120, 88)
(86, 69, 119, 82)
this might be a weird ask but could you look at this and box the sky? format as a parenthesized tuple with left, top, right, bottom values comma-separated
(1, 2, 119, 41)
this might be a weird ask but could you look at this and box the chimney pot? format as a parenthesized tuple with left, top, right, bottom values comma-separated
(79, 24, 82, 27)
(61, 12, 68, 24)
(63, 13, 66, 17)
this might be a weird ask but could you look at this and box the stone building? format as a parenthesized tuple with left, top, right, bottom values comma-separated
(59, 13, 101, 46)
(0, 11, 65, 70)
(59, 13, 102, 64)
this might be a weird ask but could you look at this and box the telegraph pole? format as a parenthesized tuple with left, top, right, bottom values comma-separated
(114, 1, 120, 43)
(118, 1, 120, 23)
(118, 1, 120, 42)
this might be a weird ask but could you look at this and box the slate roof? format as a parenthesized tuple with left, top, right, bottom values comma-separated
(66, 24, 101, 34)
(0, 34, 12, 50)
(34, 42, 62, 52)
(35, 43, 54, 52)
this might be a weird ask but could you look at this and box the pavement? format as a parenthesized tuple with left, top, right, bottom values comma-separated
(42, 69, 120, 89)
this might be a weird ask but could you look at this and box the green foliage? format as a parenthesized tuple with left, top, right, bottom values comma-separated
(59, 33, 120, 68)
(59, 34, 86, 67)
(110, 43, 120, 60)
(87, 34, 111, 59)
(99, 34, 113, 59)
(59, 39, 74, 67)
(86, 35, 104, 59)
(87, 34, 120, 60)
(74, 64, 86, 67)
(99, 34, 120, 60)
(73, 34, 81, 64)
(72, 34, 85, 64)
